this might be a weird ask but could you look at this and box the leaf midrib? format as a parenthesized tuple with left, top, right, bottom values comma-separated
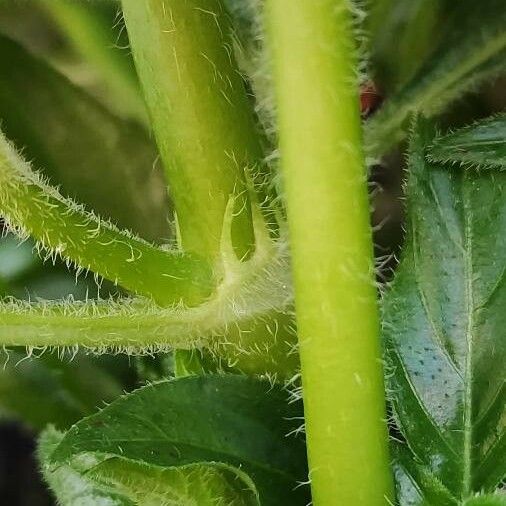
(462, 171, 475, 498)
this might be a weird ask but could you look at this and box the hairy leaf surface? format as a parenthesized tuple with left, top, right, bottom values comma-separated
(39, 427, 133, 506)
(383, 119, 506, 503)
(428, 114, 506, 170)
(86, 458, 258, 506)
(41, 427, 257, 506)
(47, 375, 309, 505)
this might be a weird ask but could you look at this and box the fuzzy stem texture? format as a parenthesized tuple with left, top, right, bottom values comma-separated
(121, 0, 263, 262)
(0, 132, 213, 306)
(266, 1, 393, 504)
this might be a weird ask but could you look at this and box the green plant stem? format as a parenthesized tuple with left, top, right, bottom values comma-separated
(121, 0, 263, 262)
(266, 1, 393, 504)
(0, 294, 297, 378)
(0, 132, 213, 306)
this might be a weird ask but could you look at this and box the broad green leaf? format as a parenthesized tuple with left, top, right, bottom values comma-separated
(40, 427, 257, 506)
(428, 114, 506, 170)
(392, 443, 458, 506)
(0, 34, 168, 243)
(0, 350, 123, 430)
(366, 1, 506, 158)
(383, 118, 506, 503)
(39, 426, 133, 505)
(49, 375, 309, 505)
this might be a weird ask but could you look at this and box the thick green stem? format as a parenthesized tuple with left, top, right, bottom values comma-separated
(266, 1, 393, 504)
(121, 0, 263, 261)
(0, 132, 213, 306)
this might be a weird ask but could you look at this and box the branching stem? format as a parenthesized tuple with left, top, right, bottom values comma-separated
(0, 132, 213, 307)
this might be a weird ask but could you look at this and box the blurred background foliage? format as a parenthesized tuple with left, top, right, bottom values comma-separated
(0, 0, 504, 503)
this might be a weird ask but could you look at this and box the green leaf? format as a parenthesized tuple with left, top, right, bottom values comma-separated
(383, 118, 506, 503)
(428, 114, 506, 170)
(392, 442, 459, 506)
(86, 458, 259, 506)
(40, 427, 257, 506)
(48, 375, 309, 505)
(0, 34, 168, 243)
(0, 350, 123, 430)
(39, 426, 134, 505)
(366, 1, 506, 157)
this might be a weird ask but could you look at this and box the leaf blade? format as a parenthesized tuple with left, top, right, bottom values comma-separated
(428, 114, 506, 170)
(383, 118, 506, 502)
(86, 458, 259, 506)
(48, 375, 309, 505)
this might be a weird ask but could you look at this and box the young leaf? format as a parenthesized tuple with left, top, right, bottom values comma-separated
(366, 1, 506, 157)
(0, 130, 214, 306)
(86, 459, 259, 506)
(383, 118, 506, 503)
(428, 113, 506, 170)
(40, 427, 257, 506)
(0, 35, 167, 243)
(47, 375, 309, 506)
(39, 427, 133, 505)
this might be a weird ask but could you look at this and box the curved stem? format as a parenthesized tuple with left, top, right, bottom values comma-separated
(266, 1, 393, 504)
(0, 132, 213, 306)
(121, 0, 263, 261)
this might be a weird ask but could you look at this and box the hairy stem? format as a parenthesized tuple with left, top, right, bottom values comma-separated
(121, 0, 263, 261)
(266, 1, 393, 504)
(0, 300, 296, 377)
(0, 132, 213, 306)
